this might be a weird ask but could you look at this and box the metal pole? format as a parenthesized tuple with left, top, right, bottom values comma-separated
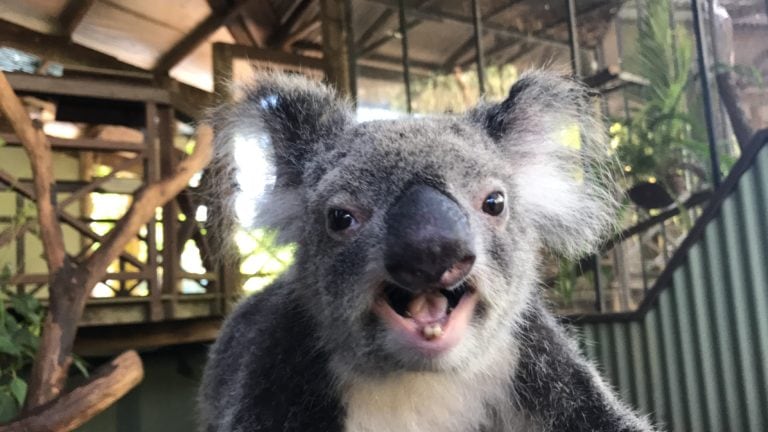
(593, 254, 604, 312)
(397, 0, 412, 113)
(565, 0, 581, 76)
(667, 0, 680, 77)
(615, 16, 631, 122)
(471, 0, 486, 94)
(691, 0, 722, 187)
(638, 235, 648, 292)
(660, 221, 669, 262)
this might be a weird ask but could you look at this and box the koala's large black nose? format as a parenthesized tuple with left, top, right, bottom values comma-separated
(384, 185, 476, 292)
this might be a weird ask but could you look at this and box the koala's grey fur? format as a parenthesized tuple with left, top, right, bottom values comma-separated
(198, 70, 655, 432)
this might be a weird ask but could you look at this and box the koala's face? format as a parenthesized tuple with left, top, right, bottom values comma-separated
(215, 72, 617, 376)
(299, 120, 538, 373)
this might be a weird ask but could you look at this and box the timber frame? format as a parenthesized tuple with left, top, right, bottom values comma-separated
(0, 72, 228, 330)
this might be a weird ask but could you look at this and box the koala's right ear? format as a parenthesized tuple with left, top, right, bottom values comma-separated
(203, 74, 353, 250)
(467, 71, 620, 258)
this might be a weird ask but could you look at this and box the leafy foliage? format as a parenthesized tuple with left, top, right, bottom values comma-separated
(612, 0, 709, 193)
(0, 265, 42, 422)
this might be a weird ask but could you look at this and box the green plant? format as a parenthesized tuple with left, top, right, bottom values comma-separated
(612, 0, 709, 194)
(0, 265, 42, 422)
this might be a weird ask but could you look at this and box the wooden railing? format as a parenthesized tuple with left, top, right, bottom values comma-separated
(0, 72, 231, 327)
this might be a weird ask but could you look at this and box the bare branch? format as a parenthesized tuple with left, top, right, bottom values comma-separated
(0, 351, 144, 432)
(83, 125, 214, 285)
(0, 71, 66, 273)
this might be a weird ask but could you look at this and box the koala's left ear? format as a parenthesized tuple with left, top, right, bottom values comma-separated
(468, 71, 620, 258)
(203, 73, 353, 249)
(219, 73, 354, 187)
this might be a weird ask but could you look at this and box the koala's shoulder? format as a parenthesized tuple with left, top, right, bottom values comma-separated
(202, 280, 344, 431)
(208, 279, 305, 373)
(202, 283, 287, 399)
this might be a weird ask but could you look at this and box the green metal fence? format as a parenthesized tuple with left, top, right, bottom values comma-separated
(571, 131, 768, 432)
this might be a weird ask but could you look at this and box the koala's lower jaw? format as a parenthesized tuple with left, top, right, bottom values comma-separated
(372, 279, 479, 356)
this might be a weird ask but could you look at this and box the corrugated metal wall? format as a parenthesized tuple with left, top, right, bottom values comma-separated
(574, 143, 768, 431)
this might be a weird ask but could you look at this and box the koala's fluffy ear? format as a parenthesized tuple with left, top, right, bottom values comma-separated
(222, 73, 353, 187)
(203, 73, 353, 250)
(468, 70, 620, 258)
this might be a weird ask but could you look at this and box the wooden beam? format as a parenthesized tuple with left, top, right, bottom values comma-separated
(154, 0, 257, 74)
(440, 0, 525, 70)
(357, 19, 421, 57)
(159, 106, 180, 319)
(212, 43, 234, 103)
(0, 169, 147, 269)
(441, 37, 477, 70)
(355, 9, 394, 50)
(268, 0, 316, 47)
(365, 53, 438, 73)
(320, 0, 355, 97)
(59, 154, 145, 209)
(0, 20, 212, 120)
(280, 16, 321, 50)
(291, 40, 431, 81)
(0, 19, 147, 76)
(0, 132, 145, 152)
(74, 318, 221, 356)
(5, 72, 170, 103)
(225, 43, 325, 70)
(58, 0, 96, 37)
(355, 0, 442, 58)
(165, 79, 215, 121)
(10, 272, 149, 285)
(364, 0, 570, 50)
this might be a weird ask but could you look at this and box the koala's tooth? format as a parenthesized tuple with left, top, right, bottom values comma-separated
(422, 324, 443, 340)
(432, 324, 443, 338)
(422, 325, 434, 339)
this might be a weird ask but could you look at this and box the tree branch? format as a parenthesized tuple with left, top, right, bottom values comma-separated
(0, 71, 66, 273)
(83, 124, 213, 287)
(0, 69, 214, 410)
(0, 351, 144, 432)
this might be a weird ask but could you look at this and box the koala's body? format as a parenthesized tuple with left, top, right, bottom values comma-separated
(199, 71, 654, 432)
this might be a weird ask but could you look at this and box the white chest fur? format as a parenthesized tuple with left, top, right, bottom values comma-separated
(342, 371, 503, 432)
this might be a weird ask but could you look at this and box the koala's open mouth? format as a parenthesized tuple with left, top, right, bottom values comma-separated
(373, 281, 479, 355)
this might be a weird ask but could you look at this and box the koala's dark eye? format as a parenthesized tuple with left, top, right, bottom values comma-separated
(327, 208, 357, 231)
(482, 192, 505, 216)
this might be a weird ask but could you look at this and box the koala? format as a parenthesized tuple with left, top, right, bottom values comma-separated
(198, 70, 654, 432)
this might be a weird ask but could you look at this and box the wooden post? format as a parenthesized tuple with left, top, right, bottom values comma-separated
(159, 105, 179, 319)
(212, 43, 234, 104)
(144, 102, 163, 322)
(211, 43, 236, 314)
(320, 0, 356, 99)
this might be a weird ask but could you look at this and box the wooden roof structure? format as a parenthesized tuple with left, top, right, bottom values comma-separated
(0, 0, 625, 92)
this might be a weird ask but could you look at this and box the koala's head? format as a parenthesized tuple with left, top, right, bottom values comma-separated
(209, 71, 618, 376)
